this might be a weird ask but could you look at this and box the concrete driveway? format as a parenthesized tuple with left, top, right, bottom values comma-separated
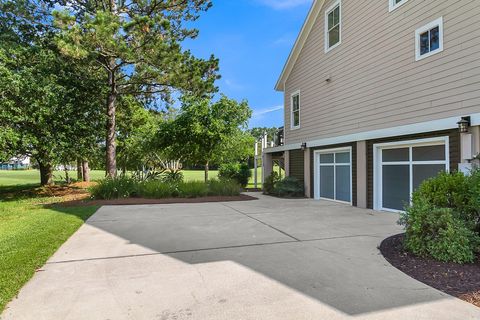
(2, 193, 479, 320)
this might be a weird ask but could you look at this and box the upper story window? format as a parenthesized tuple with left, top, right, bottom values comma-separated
(291, 91, 300, 129)
(415, 17, 444, 61)
(325, 0, 341, 53)
(389, 0, 409, 12)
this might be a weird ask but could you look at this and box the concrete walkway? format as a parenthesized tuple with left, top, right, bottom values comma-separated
(2, 193, 479, 320)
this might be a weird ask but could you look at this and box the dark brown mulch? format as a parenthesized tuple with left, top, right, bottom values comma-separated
(52, 194, 258, 207)
(380, 234, 480, 307)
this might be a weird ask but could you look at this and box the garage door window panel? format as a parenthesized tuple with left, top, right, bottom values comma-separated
(317, 149, 352, 204)
(376, 138, 449, 212)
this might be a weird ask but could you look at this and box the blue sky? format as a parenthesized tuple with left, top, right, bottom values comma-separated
(184, 0, 312, 129)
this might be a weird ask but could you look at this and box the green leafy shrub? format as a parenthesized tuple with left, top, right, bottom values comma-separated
(218, 163, 252, 187)
(138, 181, 177, 199)
(90, 176, 138, 200)
(273, 177, 304, 198)
(161, 171, 184, 185)
(467, 168, 480, 231)
(400, 198, 479, 264)
(177, 181, 209, 198)
(414, 171, 479, 229)
(263, 172, 280, 195)
(208, 179, 241, 196)
(91, 177, 242, 200)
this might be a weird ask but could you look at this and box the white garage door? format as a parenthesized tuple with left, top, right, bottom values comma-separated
(314, 148, 352, 204)
(374, 137, 449, 212)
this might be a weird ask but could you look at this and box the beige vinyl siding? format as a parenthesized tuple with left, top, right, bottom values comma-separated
(284, 0, 480, 145)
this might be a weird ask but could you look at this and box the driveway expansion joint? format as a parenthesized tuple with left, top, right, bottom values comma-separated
(221, 203, 301, 241)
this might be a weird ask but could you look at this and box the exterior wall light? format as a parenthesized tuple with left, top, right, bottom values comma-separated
(457, 116, 471, 133)
(301, 142, 307, 151)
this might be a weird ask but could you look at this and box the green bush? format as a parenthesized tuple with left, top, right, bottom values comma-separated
(274, 177, 304, 198)
(400, 198, 479, 264)
(208, 179, 241, 196)
(90, 176, 139, 200)
(90, 177, 242, 200)
(138, 181, 177, 199)
(218, 163, 252, 187)
(177, 181, 209, 198)
(263, 172, 280, 195)
(414, 171, 479, 229)
(161, 171, 184, 185)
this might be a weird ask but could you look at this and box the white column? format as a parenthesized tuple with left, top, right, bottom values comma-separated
(262, 152, 273, 185)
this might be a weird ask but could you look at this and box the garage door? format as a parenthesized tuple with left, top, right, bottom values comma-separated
(374, 137, 449, 211)
(315, 148, 352, 203)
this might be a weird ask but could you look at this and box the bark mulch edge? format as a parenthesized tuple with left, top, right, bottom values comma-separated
(379, 233, 480, 308)
(51, 194, 258, 207)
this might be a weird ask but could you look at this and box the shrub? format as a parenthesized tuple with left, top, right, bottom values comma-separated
(138, 181, 177, 199)
(263, 172, 280, 195)
(177, 181, 209, 198)
(161, 171, 184, 185)
(218, 163, 252, 188)
(414, 171, 480, 231)
(208, 179, 241, 196)
(273, 177, 304, 198)
(400, 198, 479, 264)
(90, 176, 242, 200)
(90, 176, 139, 200)
(467, 168, 480, 231)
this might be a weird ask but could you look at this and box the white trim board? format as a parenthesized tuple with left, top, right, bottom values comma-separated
(263, 112, 480, 154)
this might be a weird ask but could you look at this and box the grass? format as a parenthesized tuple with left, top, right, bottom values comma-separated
(0, 168, 266, 188)
(0, 187, 99, 312)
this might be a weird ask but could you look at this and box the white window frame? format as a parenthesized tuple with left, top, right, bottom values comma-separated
(415, 17, 444, 61)
(314, 147, 353, 205)
(324, 0, 342, 53)
(389, 0, 409, 12)
(290, 90, 301, 130)
(373, 136, 450, 212)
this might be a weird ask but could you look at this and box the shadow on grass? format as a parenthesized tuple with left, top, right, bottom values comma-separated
(0, 183, 90, 203)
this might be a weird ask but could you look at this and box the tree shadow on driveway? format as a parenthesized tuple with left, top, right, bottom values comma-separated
(42, 197, 477, 318)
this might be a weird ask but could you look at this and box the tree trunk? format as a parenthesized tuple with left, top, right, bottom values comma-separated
(77, 158, 83, 181)
(39, 161, 54, 186)
(82, 161, 90, 182)
(204, 161, 209, 182)
(105, 65, 117, 178)
(64, 164, 70, 184)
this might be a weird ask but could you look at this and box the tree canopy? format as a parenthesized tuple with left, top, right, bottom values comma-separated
(156, 95, 252, 181)
(52, 0, 220, 177)
(0, 36, 106, 184)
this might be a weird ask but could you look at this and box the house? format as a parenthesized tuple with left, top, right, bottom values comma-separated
(0, 156, 31, 170)
(264, 0, 480, 211)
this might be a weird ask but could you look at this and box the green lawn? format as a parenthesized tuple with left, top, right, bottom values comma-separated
(0, 189, 98, 312)
(0, 169, 265, 188)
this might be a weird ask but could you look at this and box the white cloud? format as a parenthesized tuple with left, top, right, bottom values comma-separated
(224, 78, 245, 91)
(257, 0, 311, 9)
(252, 105, 284, 118)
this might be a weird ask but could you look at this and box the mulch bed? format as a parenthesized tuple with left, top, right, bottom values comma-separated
(54, 194, 258, 207)
(380, 234, 480, 307)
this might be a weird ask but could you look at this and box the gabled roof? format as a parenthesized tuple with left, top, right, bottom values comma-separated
(275, 0, 326, 92)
